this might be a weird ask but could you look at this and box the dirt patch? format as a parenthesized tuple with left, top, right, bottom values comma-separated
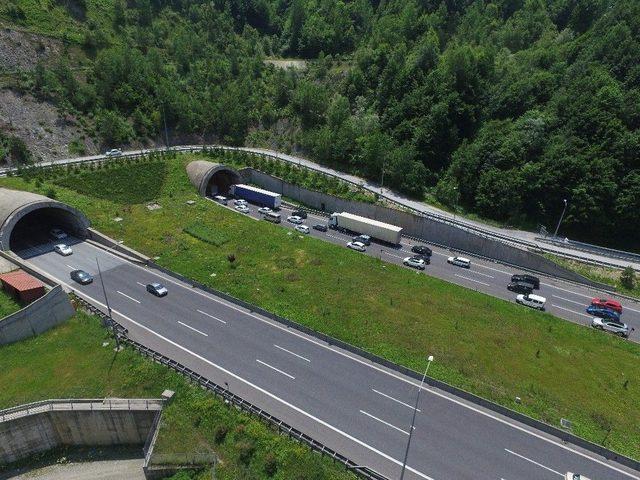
(0, 89, 97, 161)
(264, 59, 308, 71)
(0, 28, 64, 71)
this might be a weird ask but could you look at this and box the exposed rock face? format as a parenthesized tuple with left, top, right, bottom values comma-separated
(0, 27, 63, 71)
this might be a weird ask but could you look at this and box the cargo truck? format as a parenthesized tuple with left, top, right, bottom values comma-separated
(329, 212, 403, 245)
(230, 184, 281, 209)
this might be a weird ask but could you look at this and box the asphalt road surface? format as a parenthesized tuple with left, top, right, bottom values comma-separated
(17, 239, 640, 480)
(223, 199, 640, 342)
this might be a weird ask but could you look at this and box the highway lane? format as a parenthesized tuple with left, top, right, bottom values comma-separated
(17, 240, 640, 480)
(222, 200, 640, 341)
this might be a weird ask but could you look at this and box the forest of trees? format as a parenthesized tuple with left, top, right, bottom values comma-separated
(7, 0, 640, 246)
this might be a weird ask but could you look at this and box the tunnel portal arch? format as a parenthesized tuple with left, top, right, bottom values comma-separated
(186, 160, 242, 197)
(0, 188, 90, 251)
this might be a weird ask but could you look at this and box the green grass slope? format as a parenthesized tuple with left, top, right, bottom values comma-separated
(1, 154, 639, 460)
(0, 290, 21, 318)
(0, 312, 355, 479)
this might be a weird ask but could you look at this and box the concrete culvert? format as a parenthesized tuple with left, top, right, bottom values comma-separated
(0, 188, 90, 251)
(186, 160, 241, 197)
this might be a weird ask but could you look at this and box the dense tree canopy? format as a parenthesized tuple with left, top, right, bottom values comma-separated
(14, 0, 640, 246)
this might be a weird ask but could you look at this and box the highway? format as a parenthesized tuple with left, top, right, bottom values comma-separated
(225, 199, 640, 341)
(16, 238, 640, 480)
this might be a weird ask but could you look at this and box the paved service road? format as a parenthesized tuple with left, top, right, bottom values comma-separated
(223, 200, 640, 342)
(18, 240, 640, 480)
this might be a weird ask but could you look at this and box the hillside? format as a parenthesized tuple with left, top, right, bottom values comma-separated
(0, 0, 638, 247)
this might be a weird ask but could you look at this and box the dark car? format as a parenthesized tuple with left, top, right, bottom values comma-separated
(146, 282, 168, 297)
(312, 223, 328, 232)
(70, 270, 93, 285)
(411, 245, 432, 257)
(586, 305, 620, 321)
(353, 235, 371, 246)
(507, 281, 534, 294)
(292, 210, 307, 219)
(511, 274, 540, 290)
(412, 254, 431, 265)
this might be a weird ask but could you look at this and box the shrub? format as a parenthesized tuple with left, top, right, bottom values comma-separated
(620, 267, 636, 290)
(213, 424, 228, 444)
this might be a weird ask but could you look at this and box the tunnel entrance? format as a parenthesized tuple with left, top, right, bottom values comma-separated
(9, 207, 87, 251)
(205, 169, 241, 196)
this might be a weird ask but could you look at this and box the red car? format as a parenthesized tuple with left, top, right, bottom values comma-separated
(591, 298, 622, 314)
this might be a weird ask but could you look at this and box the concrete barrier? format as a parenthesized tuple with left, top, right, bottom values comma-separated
(0, 285, 75, 346)
(0, 399, 163, 466)
(242, 168, 610, 289)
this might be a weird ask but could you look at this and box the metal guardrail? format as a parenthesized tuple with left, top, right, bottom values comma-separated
(69, 293, 388, 480)
(0, 398, 163, 423)
(538, 236, 640, 266)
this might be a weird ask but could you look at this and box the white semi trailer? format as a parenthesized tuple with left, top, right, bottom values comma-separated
(329, 212, 403, 245)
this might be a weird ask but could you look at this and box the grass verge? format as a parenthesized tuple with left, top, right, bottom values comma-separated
(0, 290, 21, 318)
(0, 312, 355, 479)
(1, 153, 639, 460)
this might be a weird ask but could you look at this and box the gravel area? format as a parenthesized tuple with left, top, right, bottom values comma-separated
(4, 458, 146, 480)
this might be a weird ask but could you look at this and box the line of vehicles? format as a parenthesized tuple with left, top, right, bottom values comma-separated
(221, 184, 635, 341)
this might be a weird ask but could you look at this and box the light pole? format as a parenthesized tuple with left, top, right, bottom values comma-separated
(399, 355, 434, 480)
(553, 198, 568, 238)
(96, 257, 119, 349)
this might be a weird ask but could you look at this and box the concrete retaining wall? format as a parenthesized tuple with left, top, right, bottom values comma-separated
(0, 285, 75, 346)
(86, 228, 150, 264)
(0, 400, 161, 466)
(242, 168, 607, 288)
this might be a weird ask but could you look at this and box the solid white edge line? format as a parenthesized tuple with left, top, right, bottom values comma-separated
(116, 290, 141, 304)
(44, 270, 434, 480)
(256, 359, 296, 380)
(372, 389, 421, 412)
(178, 321, 209, 337)
(551, 304, 591, 318)
(71, 242, 640, 480)
(274, 344, 311, 362)
(360, 410, 410, 436)
(197, 309, 227, 324)
(504, 449, 563, 477)
(454, 274, 491, 287)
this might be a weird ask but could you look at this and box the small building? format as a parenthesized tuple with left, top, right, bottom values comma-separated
(0, 270, 46, 304)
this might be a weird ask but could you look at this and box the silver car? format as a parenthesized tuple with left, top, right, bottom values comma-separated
(287, 215, 303, 224)
(591, 317, 630, 338)
(403, 256, 426, 270)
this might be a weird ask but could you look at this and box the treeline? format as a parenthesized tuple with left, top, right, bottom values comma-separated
(13, 0, 640, 246)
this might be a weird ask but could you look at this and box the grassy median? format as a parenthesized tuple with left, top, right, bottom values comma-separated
(0, 312, 356, 479)
(1, 154, 639, 460)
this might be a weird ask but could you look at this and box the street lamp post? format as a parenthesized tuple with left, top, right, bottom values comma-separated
(96, 257, 119, 349)
(399, 355, 434, 480)
(553, 199, 568, 238)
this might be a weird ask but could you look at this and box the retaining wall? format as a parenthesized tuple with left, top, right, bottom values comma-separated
(0, 285, 74, 346)
(0, 400, 162, 466)
(242, 168, 608, 288)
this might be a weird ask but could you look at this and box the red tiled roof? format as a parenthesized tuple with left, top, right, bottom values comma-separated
(0, 270, 45, 291)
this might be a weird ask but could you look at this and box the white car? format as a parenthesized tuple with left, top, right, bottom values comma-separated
(287, 215, 303, 224)
(258, 207, 272, 215)
(105, 148, 122, 157)
(235, 204, 250, 213)
(347, 241, 366, 252)
(403, 256, 426, 270)
(591, 317, 630, 338)
(213, 195, 228, 205)
(516, 293, 546, 311)
(566, 474, 591, 480)
(54, 244, 73, 256)
(447, 256, 471, 268)
(49, 228, 67, 240)
(234, 199, 247, 206)
(295, 225, 310, 234)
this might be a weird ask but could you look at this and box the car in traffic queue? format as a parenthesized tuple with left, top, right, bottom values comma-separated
(507, 281, 534, 294)
(353, 235, 371, 246)
(213, 195, 228, 205)
(403, 256, 426, 270)
(411, 245, 432, 257)
(515, 293, 546, 310)
(235, 204, 250, 213)
(70, 270, 93, 285)
(591, 317, 630, 338)
(233, 199, 247, 206)
(49, 228, 68, 240)
(447, 256, 471, 268)
(295, 225, 310, 234)
(586, 305, 621, 322)
(146, 282, 168, 297)
(291, 209, 307, 219)
(347, 241, 367, 252)
(511, 274, 540, 289)
(54, 244, 73, 256)
(411, 254, 431, 265)
(258, 206, 272, 215)
(566, 472, 591, 480)
(590, 297, 623, 314)
(312, 223, 328, 232)
(287, 215, 304, 224)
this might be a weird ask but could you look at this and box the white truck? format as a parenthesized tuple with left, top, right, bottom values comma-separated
(329, 212, 403, 245)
